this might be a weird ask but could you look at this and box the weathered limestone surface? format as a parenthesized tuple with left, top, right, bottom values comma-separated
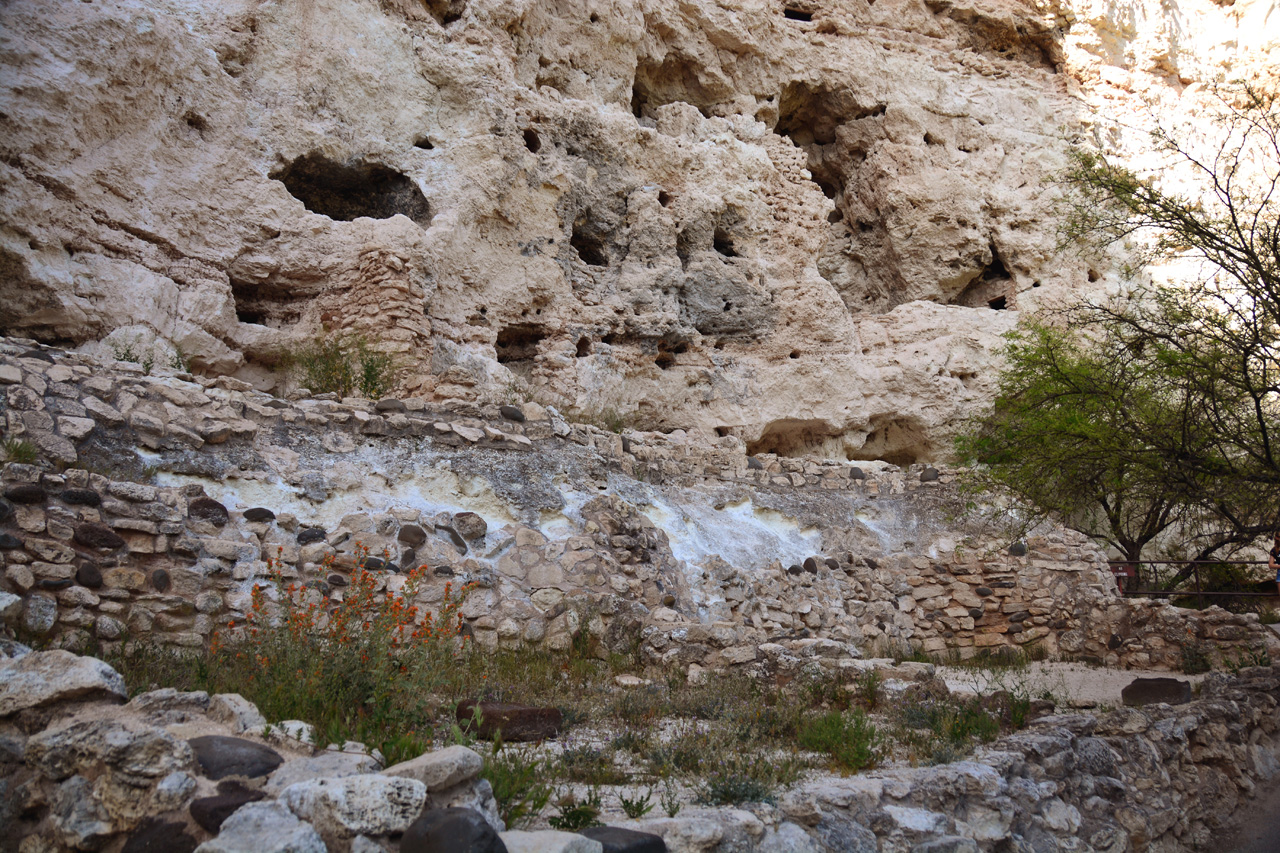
(1, 0, 1274, 461)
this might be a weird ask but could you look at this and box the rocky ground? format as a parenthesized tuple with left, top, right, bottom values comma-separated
(4, 640, 1280, 852)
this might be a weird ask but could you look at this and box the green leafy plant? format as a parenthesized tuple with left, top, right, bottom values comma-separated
(693, 752, 800, 806)
(482, 737, 554, 829)
(660, 777, 682, 817)
(1180, 640, 1213, 675)
(3, 438, 37, 465)
(619, 788, 654, 819)
(289, 333, 396, 399)
(558, 743, 627, 785)
(548, 788, 603, 831)
(798, 709, 886, 773)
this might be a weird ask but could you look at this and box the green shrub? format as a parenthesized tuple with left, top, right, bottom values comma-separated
(483, 738, 554, 829)
(3, 438, 37, 465)
(619, 788, 654, 819)
(1180, 641, 1213, 675)
(558, 743, 627, 785)
(289, 333, 396, 399)
(798, 709, 886, 773)
(548, 788, 603, 830)
(693, 752, 801, 806)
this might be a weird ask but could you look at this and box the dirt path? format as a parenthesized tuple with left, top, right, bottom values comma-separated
(934, 661, 1207, 708)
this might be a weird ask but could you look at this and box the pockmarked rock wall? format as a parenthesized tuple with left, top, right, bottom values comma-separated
(1, 0, 1274, 463)
(3, 339, 1275, 675)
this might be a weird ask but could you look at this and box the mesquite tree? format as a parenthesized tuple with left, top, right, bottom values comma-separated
(960, 85, 1280, 569)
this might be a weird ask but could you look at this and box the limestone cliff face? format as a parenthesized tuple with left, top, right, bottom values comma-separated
(0, 0, 1273, 462)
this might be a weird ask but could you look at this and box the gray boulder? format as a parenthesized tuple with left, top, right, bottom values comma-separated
(195, 801, 326, 853)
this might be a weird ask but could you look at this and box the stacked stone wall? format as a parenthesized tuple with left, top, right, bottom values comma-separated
(1, 338, 1275, 674)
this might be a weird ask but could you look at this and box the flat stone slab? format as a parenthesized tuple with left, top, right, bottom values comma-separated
(1122, 677, 1193, 707)
(580, 826, 668, 853)
(0, 650, 126, 716)
(457, 700, 562, 742)
(189, 735, 284, 780)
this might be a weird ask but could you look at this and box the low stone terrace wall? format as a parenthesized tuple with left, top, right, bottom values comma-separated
(0, 337, 1274, 673)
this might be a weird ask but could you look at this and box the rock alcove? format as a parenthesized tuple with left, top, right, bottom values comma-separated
(270, 153, 431, 225)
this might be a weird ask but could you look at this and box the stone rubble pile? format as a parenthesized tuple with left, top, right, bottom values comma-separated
(3, 647, 1279, 852)
(2, 338, 1275, 677)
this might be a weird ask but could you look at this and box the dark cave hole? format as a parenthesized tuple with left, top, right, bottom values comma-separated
(789, 351, 800, 359)
(576, 337, 591, 357)
(1087, 268, 1100, 282)
(713, 228, 738, 258)
(414, 136, 434, 150)
(230, 279, 309, 328)
(655, 338, 688, 371)
(589, 12, 600, 22)
(602, 332, 620, 345)
(783, 8, 813, 21)
(270, 153, 431, 225)
(982, 246, 1010, 282)
(571, 223, 609, 267)
(988, 296, 1007, 310)
(183, 111, 208, 133)
(495, 324, 547, 364)
(658, 191, 672, 207)
(523, 129, 541, 153)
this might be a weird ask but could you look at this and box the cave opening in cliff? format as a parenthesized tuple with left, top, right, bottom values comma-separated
(783, 8, 814, 22)
(654, 338, 688, 370)
(495, 324, 547, 369)
(952, 242, 1013, 309)
(713, 228, 738, 258)
(774, 83, 887, 208)
(414, 136, 434, 150)
(422, 0, 466, 25)
(849, 415, 932, 467)
(631, 53, 730, 121)
(230, 279, 310, 329)
(523, 129, 541, 153)
(571, 220, 609, 267)
(270, 153, 431, 225)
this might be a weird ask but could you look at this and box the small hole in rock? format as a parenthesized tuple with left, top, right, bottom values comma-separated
(658, 191, 672, 207)
(713, 228, 738, 257)
(523, 129, 541, 153)
(1087, 268, 1100, 282)
(576, 337, 591, 357)
(988, 296, 1007, 310)
(414, 136, 434, 150)
(789, 351, 799, 359)
(1031, 281, 1041, 288)
(571, 223, 609, 266)
(783, 8, 813, 21)
(589, 12, 599, 22)
(655, 351, 675, 370)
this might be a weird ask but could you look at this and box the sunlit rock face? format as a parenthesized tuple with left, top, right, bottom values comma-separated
(0, 0, 1272, 462)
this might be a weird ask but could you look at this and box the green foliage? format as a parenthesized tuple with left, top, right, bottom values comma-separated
(961, 85, 1280, 565)
(3, 438, 37, 465)
(798, 709, 887, 773)
(289, 333, 396, 399)
(548, 788, 603, 831)
(482, 738, 554, 829)
(558, 743, 627, 785)
(619, 788, 654, 819)
(1180, 641, 1213, 675)
(692, 752, 801, 806)
(660, 777, 682, 817)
